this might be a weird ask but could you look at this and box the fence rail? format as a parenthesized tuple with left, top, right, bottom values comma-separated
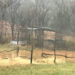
(42, 53, 75, 58)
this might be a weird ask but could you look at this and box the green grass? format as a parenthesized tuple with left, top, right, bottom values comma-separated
(0, 63, 75, 75)
(0, 44, 15, 51)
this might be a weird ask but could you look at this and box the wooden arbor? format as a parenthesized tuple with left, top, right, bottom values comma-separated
(27, 27, 56, 64)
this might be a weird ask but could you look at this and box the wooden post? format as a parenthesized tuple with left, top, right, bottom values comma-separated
(30, 27, 34, 64)
(17, 31, 19, 56)
(30, 43, 34, 64)
(54, 32, 56, 64)
(42, 29, 44, 57)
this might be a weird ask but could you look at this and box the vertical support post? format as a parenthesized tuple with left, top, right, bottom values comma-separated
(30, 43, 34, 64)
(27, 30, 29, 50)
(17, 30, 19, 56)
(64, 41, 67, 62)
(30, 27, 34, 64)
(54, 32, 56, 64)
(42, 29, 44, 57)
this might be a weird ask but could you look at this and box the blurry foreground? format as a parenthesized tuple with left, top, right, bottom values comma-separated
(0, 63, 75, 75)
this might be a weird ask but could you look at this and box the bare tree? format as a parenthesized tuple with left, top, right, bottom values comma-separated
(51, 0, 72, 34)
(6, 0, 21, 40)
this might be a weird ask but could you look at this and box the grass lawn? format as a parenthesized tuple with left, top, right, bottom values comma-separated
(0, 44, 15, 51)
(0, 44, 31, 51)
(0, 63, 75, 75)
